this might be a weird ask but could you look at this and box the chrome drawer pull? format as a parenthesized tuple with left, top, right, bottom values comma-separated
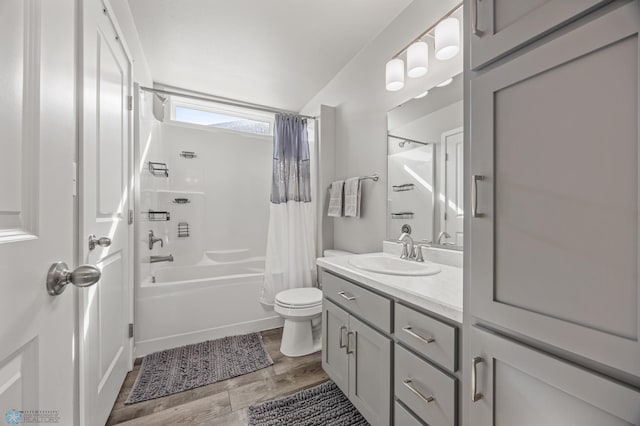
(338, 291, 356, 301)
(339, 325, 348, 349)
(403, 379, 435, 404)
(471, 175, 485, 218)
(472, 356, 484, 402)
(402, 326, 435, 344)
(346, 331, 356, 355)
(472, 0, 483, 36)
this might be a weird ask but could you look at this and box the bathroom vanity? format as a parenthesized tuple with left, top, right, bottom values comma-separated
(317, 249, 463, 426)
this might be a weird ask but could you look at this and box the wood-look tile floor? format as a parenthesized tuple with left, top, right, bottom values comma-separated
(107, 328, 328, 426)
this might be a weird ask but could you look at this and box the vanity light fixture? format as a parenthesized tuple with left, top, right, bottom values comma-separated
(385, 1, 462, 92)
(436, 78, 453, 88)
(386, 58, 405, 91)
(414, 90, 429, 99)
(434, 17, 460, 60)
(407, 41, 429, 78)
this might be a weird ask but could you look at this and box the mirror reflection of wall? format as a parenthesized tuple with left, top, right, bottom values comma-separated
(387, 73, 463, 249)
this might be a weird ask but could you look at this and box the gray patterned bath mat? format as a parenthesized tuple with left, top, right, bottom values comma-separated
(126, 332, 273, 404)
(248, 380, 369, 426)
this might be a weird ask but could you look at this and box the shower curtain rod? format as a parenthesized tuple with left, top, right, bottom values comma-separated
(388, 134, 431, 146)
(139, 86, 317, 120)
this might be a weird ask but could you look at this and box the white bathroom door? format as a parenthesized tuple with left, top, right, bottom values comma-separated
(0, 0, 77, 424)
(78, 0, 133, 424)
(441, 127, 464, 245)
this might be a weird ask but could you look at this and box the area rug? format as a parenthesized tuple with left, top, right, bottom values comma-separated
(248, 380, 369, 426)
(126, 332, 273, 404)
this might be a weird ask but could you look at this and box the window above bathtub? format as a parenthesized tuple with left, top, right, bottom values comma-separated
(168, 97, 274, 137)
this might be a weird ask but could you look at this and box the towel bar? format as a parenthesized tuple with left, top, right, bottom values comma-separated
(328, 174, 379, 188)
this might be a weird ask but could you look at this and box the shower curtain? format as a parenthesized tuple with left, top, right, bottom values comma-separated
(260, 114, 317, 305)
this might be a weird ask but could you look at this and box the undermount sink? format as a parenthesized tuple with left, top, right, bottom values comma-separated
(348, 255, 441, 276)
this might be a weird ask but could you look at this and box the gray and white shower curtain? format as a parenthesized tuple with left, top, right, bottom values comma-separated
(260, 114, 317, 305)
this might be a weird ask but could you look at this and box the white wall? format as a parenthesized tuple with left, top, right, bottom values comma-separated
(108, 0, 152, 86)
(301, 0, 462, 253)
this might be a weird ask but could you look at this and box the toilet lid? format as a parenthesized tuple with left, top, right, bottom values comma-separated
(275, 288, 322, 308)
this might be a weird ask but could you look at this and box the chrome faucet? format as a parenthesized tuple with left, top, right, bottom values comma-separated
(437, 231, 451, 245)
(148, 230, 164, 250)
(397, 232, 415, 259)
(150, 255, 173, 263)
(415, 241, 432, 262)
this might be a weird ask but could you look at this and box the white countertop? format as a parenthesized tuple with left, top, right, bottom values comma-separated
(317, 252, 463, 324)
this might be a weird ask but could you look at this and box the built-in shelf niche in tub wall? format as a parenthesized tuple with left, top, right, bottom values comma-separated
(155, 190, 204, 265)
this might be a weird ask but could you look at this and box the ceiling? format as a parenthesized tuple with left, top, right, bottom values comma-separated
(128, 0, 413, 112)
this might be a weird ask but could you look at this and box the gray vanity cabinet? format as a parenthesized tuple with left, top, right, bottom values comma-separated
(348, 316, 393, 425)
(468, 326, 640, 425)
(469, 0, 640, 377)
(322, 297, 392, 426)
(470, 0, 611, 69)
(322, 298, 350, 394)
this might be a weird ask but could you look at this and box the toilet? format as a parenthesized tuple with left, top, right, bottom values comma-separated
(274, 249, 353, 357)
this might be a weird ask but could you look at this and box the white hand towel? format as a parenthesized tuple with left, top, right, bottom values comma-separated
(344, 177, 361, 218)
(327, 180, 344, 217)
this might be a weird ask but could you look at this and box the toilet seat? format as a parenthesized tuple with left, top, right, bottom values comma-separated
(275, 288, 322, 309)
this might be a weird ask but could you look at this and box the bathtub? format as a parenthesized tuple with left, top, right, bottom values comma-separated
(135, 256, 283, 356)
(151, 258, 265, 285)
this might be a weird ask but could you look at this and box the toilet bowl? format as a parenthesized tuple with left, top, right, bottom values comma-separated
(274, 249, 353, 357)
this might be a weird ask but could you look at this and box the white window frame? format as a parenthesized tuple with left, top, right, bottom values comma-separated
(167, 96, 275, 137)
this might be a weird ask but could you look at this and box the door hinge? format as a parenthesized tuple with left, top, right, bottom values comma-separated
(127, 95, 133, 111)
(444, 212, 448, 220)
(128, 323, 134, 338)
(128, 209, 134, 225)
(445, 153, 449, 161)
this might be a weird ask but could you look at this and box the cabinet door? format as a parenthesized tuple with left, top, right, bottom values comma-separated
(348, 316, 392, 426)
(470, 0, 611, 69)
(470, 1, 640, 376)
(468, 326, 640, 425)
(322, 299, 350, 394)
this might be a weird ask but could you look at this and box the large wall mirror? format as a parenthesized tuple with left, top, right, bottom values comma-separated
(386, 73, 463, 249)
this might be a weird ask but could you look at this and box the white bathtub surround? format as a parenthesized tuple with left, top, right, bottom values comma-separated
(134, 107, 278, 356)
(317, 252, 462, 323)
(262, 114, 317, 305)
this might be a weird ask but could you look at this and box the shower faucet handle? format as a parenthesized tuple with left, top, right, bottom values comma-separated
(148, 230, 164, 250)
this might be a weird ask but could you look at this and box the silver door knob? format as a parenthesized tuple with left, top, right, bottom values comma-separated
(88, 234, 112, 250)
(46, 262, 101, 296)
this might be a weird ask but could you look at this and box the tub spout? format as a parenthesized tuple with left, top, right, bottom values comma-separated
(150, 255, 173, 263)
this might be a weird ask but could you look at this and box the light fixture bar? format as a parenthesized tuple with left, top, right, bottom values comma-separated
(391, 2, 463, 59)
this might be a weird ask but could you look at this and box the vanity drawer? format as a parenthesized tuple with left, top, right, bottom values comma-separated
(395, 345, 456, 426)
(321, 271, 392, 333)
(395, 304, 457, 372)
(395, 401, 424, 426)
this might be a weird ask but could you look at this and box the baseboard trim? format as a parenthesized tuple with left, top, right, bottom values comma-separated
(134, 316, 284, 358)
